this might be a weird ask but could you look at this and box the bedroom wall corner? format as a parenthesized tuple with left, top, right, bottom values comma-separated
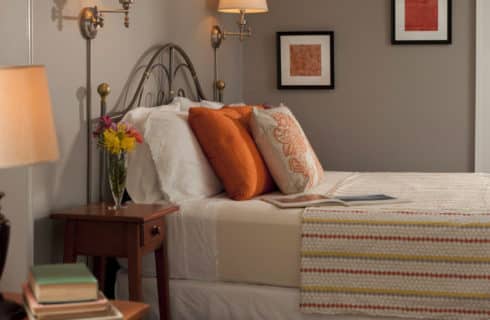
(0, 0, 32, 292)
(243, 0, 475, 172)
(30, 0, 171, 266)
(29, 0, 245, 271)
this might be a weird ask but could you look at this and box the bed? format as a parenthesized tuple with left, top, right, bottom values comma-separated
(114, 171, 490, 319)
(97, 44, 490, 320)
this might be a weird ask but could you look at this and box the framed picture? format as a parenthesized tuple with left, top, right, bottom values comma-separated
(392, 0, 452, 44)
(277, 31, 334, 90)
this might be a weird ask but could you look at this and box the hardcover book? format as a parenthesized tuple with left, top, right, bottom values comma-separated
(23, 284, 108, 318)
(25, 303, 123, 320)
(29, 264, 98, 304)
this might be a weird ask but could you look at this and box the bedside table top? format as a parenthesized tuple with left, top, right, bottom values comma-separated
(51, 202, 179, 223)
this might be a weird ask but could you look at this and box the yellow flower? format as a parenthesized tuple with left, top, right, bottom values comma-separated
(98, 121, 141, 155)
(120, 136, 136, 152)
(103, 129, 122, 154)
(117, 123, 127, 135)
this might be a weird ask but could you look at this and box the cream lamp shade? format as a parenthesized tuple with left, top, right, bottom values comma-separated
(218, 0, 268, 13)
(0, 65, 59, 169)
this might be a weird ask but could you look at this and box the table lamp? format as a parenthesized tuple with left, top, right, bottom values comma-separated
(0, 65, 59, 319)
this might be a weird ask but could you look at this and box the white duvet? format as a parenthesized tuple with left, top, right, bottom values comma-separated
(120, 171, 490, 288)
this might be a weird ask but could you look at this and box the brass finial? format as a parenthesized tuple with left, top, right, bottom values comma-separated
(216, 80, 226, 90)
(97, 83, 111, 102)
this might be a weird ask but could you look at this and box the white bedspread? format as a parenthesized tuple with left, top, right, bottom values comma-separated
(119, 171, 490, 290)
(119, 171, 352, 286)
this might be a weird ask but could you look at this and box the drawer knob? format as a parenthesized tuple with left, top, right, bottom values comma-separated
(151, 225, 161, 236)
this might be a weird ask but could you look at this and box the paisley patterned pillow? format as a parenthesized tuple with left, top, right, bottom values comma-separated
(250, 106, 324, 194)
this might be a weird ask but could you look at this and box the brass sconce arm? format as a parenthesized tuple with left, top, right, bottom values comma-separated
(79, 0, 135, 40)
(211, 10, 253, 48)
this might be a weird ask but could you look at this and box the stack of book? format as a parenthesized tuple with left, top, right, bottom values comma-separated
(23, 264, 123, 320)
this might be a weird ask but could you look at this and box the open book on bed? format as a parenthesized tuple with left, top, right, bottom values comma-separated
(261, 193, 409, 208)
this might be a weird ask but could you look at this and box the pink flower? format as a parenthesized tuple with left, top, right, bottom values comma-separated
(93, 116, 115, 137)
(101, 115, 112, 128)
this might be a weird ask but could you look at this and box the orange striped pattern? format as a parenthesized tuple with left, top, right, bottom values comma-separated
(301, 206, 490, 319)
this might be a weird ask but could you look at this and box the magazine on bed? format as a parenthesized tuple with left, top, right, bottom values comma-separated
(261, 193, 409, 208)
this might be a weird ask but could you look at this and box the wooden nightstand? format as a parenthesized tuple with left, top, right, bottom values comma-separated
(50, 203, 178, 320)
(5, 292, 150, 320)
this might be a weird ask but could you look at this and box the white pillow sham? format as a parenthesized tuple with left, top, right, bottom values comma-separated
(123, 107, 166, 203)
(172, 96, 245, 112)
(144, 110, 223, 202)
(124, 103, 222, 203)
(172, 97, 202, 112)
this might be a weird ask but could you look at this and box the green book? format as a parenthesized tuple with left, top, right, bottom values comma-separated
(29, 264, 98, 304)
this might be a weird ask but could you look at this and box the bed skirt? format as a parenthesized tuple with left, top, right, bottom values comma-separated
(116, 270, 422, 320)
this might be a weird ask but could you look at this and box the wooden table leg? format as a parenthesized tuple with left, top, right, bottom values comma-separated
(63, 221, 77, 263)
(93, 256, 106, 294)
(127, 225, 142, 301)
(155, 236, 170, 320)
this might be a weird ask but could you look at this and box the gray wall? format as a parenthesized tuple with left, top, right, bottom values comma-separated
(0, 0, 32, 291)
(243, 0, 475, 172)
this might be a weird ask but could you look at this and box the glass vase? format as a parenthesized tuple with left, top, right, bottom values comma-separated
(107, 152, 128, 210)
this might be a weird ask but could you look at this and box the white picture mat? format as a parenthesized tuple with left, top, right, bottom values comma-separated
(394, 0, 448, 41)
(280, 35, 332, 86)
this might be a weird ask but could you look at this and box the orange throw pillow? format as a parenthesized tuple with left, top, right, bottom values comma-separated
(188, 106, 275, 200)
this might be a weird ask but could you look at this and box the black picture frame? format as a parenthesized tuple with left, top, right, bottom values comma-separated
(277, 31, 335, 90)
(392, 0, 452, 45)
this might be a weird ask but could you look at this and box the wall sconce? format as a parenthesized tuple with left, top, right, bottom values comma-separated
(79, 1, 136, 203)
(211, 0, 268, 49)
(80, 0, 135, 40)
(211, 0, 268, 101)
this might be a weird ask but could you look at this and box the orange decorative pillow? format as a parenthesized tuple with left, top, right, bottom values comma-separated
(188, 106, 275, 200)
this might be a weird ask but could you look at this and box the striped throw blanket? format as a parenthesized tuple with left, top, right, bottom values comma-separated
(301, 207, 490, 319)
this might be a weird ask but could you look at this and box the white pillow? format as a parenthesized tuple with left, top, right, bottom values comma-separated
(173, 96, 246, 111)
(123, 107, 165, 203)
(200, 100, 246, 109)
(123, 102, 185, 203)
(250, 106, 324, 194)
(172, 97, 202, 112)
(144, 110, 223, 202)
(200, 100, 224, 109)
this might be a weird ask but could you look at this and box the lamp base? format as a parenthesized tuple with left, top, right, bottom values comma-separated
(0, 194, 25, 319)
(0, 294, 26, 320)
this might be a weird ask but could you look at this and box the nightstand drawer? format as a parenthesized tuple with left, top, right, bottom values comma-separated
(142, 219, 165, 246)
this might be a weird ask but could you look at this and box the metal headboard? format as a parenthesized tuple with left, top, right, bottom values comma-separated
(103, 43, 208, 122)
(93, 43, 211, 202)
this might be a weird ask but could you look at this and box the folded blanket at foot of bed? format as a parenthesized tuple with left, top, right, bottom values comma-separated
(301, 207, 490, 320)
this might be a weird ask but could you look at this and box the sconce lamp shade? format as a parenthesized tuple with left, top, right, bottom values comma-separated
(218, 0, 268, 13)
(0, 65, 59, 169)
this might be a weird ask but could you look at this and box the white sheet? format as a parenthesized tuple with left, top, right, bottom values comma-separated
(115, 271, 422, 320)
(118, 171, 352, 284)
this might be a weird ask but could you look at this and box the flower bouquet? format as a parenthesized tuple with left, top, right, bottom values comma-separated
(94, 116, 143, 209)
